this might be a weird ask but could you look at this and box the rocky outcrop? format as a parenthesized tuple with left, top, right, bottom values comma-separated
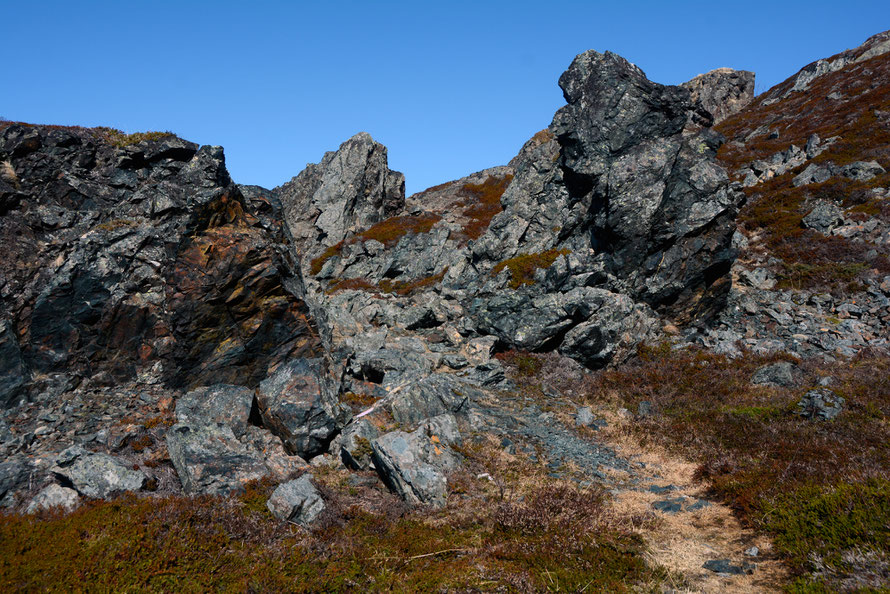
(681, 68, 755, 124)
(278, 132, 405, 277)
(0, 124, 321, 400)
(371, 414, 462, 507)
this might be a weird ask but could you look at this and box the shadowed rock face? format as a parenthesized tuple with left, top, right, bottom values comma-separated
(0, 124, 322, 398)
(547, 50, 742, 320)
(681, 68, 755, 124)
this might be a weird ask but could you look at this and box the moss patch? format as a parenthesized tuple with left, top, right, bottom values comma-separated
(491, 248, 570, 289)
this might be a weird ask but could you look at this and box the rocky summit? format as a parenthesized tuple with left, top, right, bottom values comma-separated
(2, 30, 890, 593)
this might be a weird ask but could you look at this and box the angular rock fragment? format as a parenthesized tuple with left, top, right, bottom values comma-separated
(751, 361, 796, 387)
(266, 474, 325, 526)
(338, 418, 379, 471)
(174, 384, 255, 439)
(371, 414, 461, 507)
(797, 388, 844, 421)
(165, 423, 269, 495)
(256, 358, 350, 459)
(26, 484, 80, 514)
(681, 67, 755, 124)
(52, 446, 146, 499)
(388, 374, 481, 428)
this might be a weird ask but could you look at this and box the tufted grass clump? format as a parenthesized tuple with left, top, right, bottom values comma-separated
(308, 241, 344, 275)
(491, 248, 570, 289)
(359, 213, 441, 247)
(92, 126, 176, 147)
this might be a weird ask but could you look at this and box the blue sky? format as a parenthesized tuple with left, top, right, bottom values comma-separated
(4, 1, 889, 195)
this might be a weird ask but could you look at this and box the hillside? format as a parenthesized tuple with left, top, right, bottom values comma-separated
(1, 31, 889, 593)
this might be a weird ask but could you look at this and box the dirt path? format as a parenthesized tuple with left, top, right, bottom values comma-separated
(596, 409, 790, 593)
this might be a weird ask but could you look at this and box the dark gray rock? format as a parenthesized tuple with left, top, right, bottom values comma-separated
(751, 361, 796, 388)
(681, 68, 756, 124)
(256, 358, 350, 459)
(0, 320, 28, 408)
(840, 160, 885, 182)
(793, 163, 833, 187)
(174, 384, 255, 439)
(703, 559, 752, 575)
(371, 414, 461, 507)
(0, 124, 321, 394)
(26, 484, 80, 513)
(51, 446, 146, 499)
(797, 388, 845, 420)
(0, 458, 33, 507)
(653, 497, 685, 513)
(266, 474, 325, 527)
(802, 200, 845, 234)
(165, 422, 270, 495)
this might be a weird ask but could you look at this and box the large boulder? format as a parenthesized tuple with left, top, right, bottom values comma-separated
(51, 446, 146, 499)
(371, 414, 461, 507)
(165, 422, 270, 495)
(681, 68, 755, 124)
(548, 51, 741, 319)
(174, 384, 255, 439)
(266, 474, 326, 526)
(256, 358, 351, 459)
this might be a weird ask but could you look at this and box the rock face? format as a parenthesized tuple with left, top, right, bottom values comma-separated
(278, 132, 405, 276)
(681, 68, 755, 124)
(0, 43, 753, 510)
(174, 384, 255, 439)
(0, 320, 28, 408)
(0, 124, 321, 399)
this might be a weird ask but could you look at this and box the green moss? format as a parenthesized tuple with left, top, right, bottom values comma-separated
(491, 248, 570, 289)
(350, 437, 374, 462)
(765, 479, 890, 577)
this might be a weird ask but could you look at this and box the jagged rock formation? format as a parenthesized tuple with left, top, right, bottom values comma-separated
(0, 125, 321, 400)
(4, 29, 888, 520)
(681, 68, 755, 124)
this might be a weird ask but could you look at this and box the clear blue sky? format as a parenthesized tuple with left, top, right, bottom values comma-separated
(4, 1, 889, 195)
